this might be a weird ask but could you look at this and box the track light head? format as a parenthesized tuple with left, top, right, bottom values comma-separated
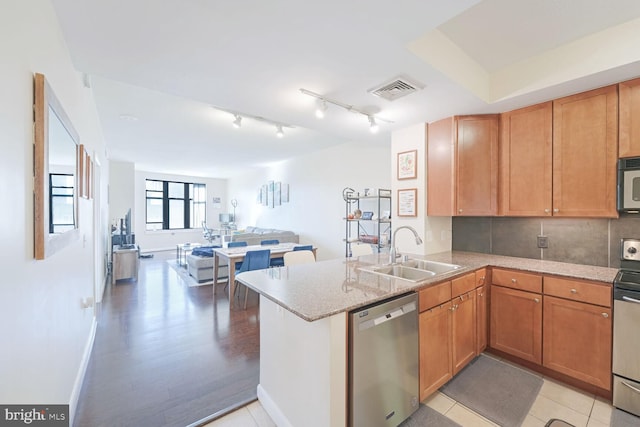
(368, 116, 379, 133)
(232, 115, 242, 128)
(276, 124, 284, 138)
(315, 99, 327, 119)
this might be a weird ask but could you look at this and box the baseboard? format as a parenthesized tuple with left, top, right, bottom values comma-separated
(257, 384, 293, 427)
(69, 317, 97, 426)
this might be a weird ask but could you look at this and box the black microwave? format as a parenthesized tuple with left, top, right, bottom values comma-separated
(618, 157, 640, 213)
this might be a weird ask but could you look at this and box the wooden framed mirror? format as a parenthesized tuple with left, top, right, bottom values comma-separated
(34, 73, 80, 259)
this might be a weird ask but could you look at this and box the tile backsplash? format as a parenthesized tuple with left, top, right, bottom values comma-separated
(452, 216, 640, 268)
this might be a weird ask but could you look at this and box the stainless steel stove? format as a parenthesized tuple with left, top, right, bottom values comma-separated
(613, 238, 640, 416)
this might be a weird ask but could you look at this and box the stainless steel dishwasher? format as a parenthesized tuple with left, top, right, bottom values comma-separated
(349, 292, 419, 427)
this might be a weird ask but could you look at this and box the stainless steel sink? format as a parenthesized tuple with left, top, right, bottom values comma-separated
(400, 259, 462, 275)
(363, 265, 436, 282)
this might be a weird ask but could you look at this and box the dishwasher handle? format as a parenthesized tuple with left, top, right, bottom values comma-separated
(358, 301, 417, 332)
(622, 295, 640, 304)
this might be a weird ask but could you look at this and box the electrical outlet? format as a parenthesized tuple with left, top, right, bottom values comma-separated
(537, 236, 549, 248)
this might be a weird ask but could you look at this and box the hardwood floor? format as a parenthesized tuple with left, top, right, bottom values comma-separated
(73, 251, 260, 427)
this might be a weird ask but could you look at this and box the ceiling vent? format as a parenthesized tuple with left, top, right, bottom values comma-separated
(368, 75, 425, 101)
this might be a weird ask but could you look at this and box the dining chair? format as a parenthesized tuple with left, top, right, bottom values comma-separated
(260, 239, 279, 245)
(235, 249, 271, 309)
(350, 243, 373, 257)
(227, 241, 248, 270)
(284, 250, 316, 266)
(228, 241, 248, 248)
(262, 239, 284, 266)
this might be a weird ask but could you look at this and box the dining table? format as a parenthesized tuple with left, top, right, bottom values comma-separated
(212, 242, 317, 305)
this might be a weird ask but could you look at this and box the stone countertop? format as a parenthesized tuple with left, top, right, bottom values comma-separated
(236, 251, 619, 322)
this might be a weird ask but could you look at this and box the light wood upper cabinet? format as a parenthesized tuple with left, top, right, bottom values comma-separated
(427, 115, 499, 216)
(619, 77, 640, 158)
(552, 85, 618, 218)
(427, 118, 455, 216)
(500, 102, 553, 216)
(456, 115, 499, 216)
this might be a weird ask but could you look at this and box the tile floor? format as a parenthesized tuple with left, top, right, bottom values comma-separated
(204, 355, 621, 427)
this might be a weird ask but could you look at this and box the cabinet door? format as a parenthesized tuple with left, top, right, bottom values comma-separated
(543, 295, 612, 390)
(552, 85, 618, 217)
(476, 269, 488, 354)
(490, 285, 542, 364)
(476, 285, 487, 354)
(619, 78, 640, 158)
(452, 291, 477, 374)
(455, 115, 499, 216)
(427, 118, 455, 216)
(500, 102, 553, 216)
(419, 302, 453, 401)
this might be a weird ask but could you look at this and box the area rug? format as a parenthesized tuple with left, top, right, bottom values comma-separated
(166, 260, 214, 287)
(440, 354, 543, 427)
(611, 408, 640, 427)
(398, 404, 462, 427)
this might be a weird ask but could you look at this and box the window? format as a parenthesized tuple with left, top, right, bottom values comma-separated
(145, 179, 206, 230)
(50, 173, 75, 233)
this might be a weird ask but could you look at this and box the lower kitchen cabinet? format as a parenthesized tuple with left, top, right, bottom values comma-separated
(490, 285, 542, 364)
(452, 290, 476, 375)
(419, 301, 453, 400)
(543, 295, 612, 390)
(419, 272, 479, 400)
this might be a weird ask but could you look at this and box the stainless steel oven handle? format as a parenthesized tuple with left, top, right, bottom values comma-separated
(622, 296, 640, 304)
(621, 380, 640, 394)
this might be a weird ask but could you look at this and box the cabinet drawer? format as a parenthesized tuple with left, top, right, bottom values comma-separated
(419, 281, 452, 312)
(452, 272, 476, 298)
(492, 268, 542, 293)
(544, 276, 611, 307)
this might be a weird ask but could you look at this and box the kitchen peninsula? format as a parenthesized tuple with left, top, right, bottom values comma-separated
(237, 251, 617, 427)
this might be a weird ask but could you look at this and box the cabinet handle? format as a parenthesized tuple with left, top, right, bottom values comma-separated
(479, 292, 484, 297)
(511, 278, 517, 283)
(478, 276, 485, 285)
(553, 208, 559, 213)
(450, 306, 456, 312)
(570, 288, 577, 294)
(602, 313, 609, 318)
(534, 298, 540, 303)
(621, 381, 640, 394)
(458, 209, 463, 213)
(544, 208, 550, 214)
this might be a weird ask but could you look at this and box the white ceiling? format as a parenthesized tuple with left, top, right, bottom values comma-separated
(50, 0, 640, 178)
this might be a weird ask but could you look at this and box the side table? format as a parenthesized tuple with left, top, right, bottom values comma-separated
(176, 243, 201, 267)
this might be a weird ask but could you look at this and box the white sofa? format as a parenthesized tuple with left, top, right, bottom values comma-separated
(227, 226, 299, 246)
(187, 252, 228, 283)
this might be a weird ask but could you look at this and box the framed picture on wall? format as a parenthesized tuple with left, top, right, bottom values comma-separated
(397, 150, 417, 180)
(397, 188, 417, 217)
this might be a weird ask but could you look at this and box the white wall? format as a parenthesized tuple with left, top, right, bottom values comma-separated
(391, 124, 452, 255)
(133, 170, 228, 251)
(228, 142, 391, 260)
(0, 0, 108, 420)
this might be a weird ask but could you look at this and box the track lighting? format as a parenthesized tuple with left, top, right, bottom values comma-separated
(368, 115, 379, 133)
(315, 99, 327, 119)
(212, 106, 293, 137)
(299, 88, 393, 132)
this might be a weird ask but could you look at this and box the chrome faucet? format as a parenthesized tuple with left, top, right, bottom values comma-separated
(389, 226, 423, 264)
